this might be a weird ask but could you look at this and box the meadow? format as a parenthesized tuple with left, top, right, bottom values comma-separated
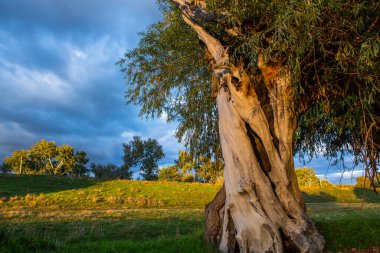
(0, 175, 379, 252)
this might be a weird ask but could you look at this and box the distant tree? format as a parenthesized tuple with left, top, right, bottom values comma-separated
(90, 163, 119, 179)
(121, 136, 144, 179)
(122, 136, 165, 180)
(295, 168, 331, 187)
(4, 150, 32, 174)
(0, 162, 11, 174)
(4, 139, 83, 176)
(158, 165, 181, 182)
(28, 140, 73, 175)
(54, 145, 76, 175)
(140, 138, 165, 180)
(168, 150, 223, 183)
(72, 151, 89, 177)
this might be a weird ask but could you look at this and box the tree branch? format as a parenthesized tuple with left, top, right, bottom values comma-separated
(171, 0, 226, 65)
(171, 0, 224, 23)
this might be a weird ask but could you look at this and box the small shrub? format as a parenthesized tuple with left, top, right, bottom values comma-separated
(106, 196, 123, 205)
(182, 174, 194, 182)
(158, 166, 181, 182)
(356, 176, 380, 188)
(25, 193, 35, 202)
(136, 196, 147, 207)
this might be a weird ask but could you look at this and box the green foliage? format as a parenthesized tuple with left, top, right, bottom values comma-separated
(118, 7, 219, 159)
(175, 150, 196, 175)
(90, 163, 120, 179)
(140, 138, 165, 180)
(120, 0, 379, 179)
(122, 136, 165, 180)
(296, 167, 322, 187)
(166, 150, 224, 183)
(0, 162, 11, 174)
(158, 165, 181, 182)
(3, 140, 87, 176)
(72, 151, 90, 177)
(121, 136, 144, 179)
(196, 157, 224, 183)
(4, 150, 32, 174)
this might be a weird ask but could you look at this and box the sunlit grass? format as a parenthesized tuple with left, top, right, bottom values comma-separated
(0, 175, 379, 252)
(1, 175, 379, 211)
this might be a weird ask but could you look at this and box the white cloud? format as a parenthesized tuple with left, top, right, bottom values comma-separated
(322, 170, 365, 180)
(121, 130, 139, 140)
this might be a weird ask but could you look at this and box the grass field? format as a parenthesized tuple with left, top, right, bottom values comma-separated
(0, 175, 379, 252)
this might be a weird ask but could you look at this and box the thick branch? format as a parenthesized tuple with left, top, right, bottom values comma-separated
(171, 0, 224, 22)
(171, 0, 226, 64)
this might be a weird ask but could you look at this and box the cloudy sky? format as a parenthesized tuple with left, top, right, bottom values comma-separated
(0, 0, 363, 183)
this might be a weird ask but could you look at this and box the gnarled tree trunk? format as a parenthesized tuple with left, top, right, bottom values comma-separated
(171, 1, 325, 252)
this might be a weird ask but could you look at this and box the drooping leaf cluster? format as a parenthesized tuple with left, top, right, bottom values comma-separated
(118, 2, 220, 159)
(119, 0, 379, 178)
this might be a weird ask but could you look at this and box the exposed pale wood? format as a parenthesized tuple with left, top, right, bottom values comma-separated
(171, 1, 325, 252)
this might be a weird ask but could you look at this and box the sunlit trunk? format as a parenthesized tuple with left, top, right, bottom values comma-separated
(170, 1, 325, 251)
(205, 89, 324, 253)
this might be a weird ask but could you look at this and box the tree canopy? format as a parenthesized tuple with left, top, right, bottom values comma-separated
(4, 139, 89, 176)
(122, 136, 165, 180)
(119, 0, 379, 186)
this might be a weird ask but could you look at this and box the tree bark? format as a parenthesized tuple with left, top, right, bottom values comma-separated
(171, 1, 325, 252)
(208, 89, 324, 253)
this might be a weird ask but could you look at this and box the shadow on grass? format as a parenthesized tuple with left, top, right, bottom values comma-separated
(302, 191, 337, 203)
(353, 187, 380, 203)
(315, 213, 380, 252)
(0, 174, 98, 198)
(0, 215, 207, 253)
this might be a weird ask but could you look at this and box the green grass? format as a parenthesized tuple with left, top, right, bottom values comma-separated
(0, 175, 221, 209)
(0, 175, 379, 252)
(1, 175, 379, 210)
(1, 205, 379, 253)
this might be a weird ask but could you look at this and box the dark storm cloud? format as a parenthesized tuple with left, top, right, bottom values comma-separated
(0, 0, 363, 183)
(0, 0, 183, 169)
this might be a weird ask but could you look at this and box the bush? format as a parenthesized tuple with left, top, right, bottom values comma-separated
(158, 166, 181, 182)
(356, 176, 380, 188)
(181, 174, 194, 182)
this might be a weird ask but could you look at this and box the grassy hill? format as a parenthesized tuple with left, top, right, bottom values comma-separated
(0, 175, 379, 252)
(0, 175, 378, 210)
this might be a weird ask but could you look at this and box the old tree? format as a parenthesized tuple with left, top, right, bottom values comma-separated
(119, 0, 379, 252)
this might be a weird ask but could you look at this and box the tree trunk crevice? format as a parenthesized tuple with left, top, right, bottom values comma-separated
(203, 88, 325, 253)
(170, 2, 325, 252)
